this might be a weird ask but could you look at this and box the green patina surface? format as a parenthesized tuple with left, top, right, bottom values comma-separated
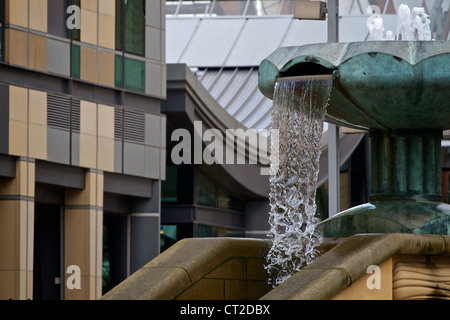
(259, 41, 450, 236)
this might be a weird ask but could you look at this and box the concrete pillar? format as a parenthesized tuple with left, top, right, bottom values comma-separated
(64, 170, 103, 300)
(130, 180, 160, 273)
(0, 158, 35, 300)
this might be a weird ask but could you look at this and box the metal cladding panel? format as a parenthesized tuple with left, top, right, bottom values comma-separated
(226, 17, 292, 67)
(165, 18, 202, 63)
(198, 68, 273, 130)
(176, 18, 246, 67)
(280, 19, 328, 47)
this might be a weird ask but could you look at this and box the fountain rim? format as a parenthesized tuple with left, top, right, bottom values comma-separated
(258, 40, 450, 101)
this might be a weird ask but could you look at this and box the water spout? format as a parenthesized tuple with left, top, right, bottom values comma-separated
(265, 76, 332, 287)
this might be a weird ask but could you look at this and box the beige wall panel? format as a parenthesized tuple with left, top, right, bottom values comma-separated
(0, 166, 35, 300)
(5, 29, 28, 68)
(81, 0, 97, 11)
(79, 134, 97, 169)
(28, 124, 47, 160)
(97, 104, 114, 138)
(29, 0, 48, 32)
(28, 90, 47, 126)
(98, 14, 115, 50)
(80, 100, 97, 135)
(65, 170, 103, 300)
(6, 0, 28, 28)
(98, 0, 115, 16)
(65, 171, 103, 207)
(9, 86, 28, 122)
(97, 137, 114, 172)
(9, 120, 28, 157)
(80, 46, 98, 83)
(0, 161, 34, 197)
(81, 9, 98, 46)
(29, 33, 47, 71)
(97, 51, 115, 87)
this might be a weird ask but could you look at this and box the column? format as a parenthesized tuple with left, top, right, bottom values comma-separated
(64, 170, 103, 300)
(0, 158, 35, 300)
(130, 180, 160, 274)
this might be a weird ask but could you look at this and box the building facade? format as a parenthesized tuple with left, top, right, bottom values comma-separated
(0, 0, 166, 300)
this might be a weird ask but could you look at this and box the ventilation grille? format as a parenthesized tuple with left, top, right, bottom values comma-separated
(47, 94, 70, 130)
(115, 109, 145, 144)
(47, 94, 80, 132)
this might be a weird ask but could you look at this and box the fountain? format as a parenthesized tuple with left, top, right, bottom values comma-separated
(101, 5, 450, 301)
(259, 38, 450, 239)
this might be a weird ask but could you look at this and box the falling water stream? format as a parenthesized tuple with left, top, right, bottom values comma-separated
(265, 77, 332, 287)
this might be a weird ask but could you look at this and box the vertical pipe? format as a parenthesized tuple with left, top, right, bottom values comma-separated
(327, 0, 340, 217)
(393, 137, 407, 194)
(435, 134, 442, 195)
(407, 136, 423, 194)
(370, 132, 380, 196)
(423, 136, 435, 194)
(327, 0, 339, 42)
(379, 135, 390, 194)
(328, 124, 340, 217)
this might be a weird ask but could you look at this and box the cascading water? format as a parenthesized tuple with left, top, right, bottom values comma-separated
(265, 77, 332, 287)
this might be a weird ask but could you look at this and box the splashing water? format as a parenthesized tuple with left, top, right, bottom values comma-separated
(367, 4, 432, 41)
(265, 78, 332, 287)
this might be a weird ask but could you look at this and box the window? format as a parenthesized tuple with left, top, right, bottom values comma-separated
(162, 166, 178, 203)
(115, 0, 146, 92)
(115, 0, 145, 56)
(196, 170, 244, 211)
(197, 225, 244, 238)
(196, 171, 217, 207)
(47, 0, 72, 38)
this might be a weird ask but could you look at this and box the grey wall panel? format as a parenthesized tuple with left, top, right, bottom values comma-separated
(130, 215, 160, 273)
(47, 128, 70, 164)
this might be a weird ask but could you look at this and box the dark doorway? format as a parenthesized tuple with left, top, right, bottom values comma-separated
(33, 204, 62, 300)
(103, 213, 128, 295)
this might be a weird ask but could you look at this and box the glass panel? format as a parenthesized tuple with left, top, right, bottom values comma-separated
(124, 57, 145, 92)
(162, 165, 178, 203)
(124, 0, 145, 56)
(114, 54, 123, 88)
(102, 225, 111, 291)
(196, 171, 217, 206)
(71, 44, 80, 78)
(115, 0, 123, 51)
(71, 0, 81, 41)
(218, 188, 244, 212)
(196, 224, 244, 237)
(160, 225, 178, 252)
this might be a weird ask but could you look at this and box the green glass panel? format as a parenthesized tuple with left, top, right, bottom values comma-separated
(162, 165, 178, 203)
(71, 45, 80, 79)
(218, 188, 244, 212)
(115, 0, 123, 51)
(114, 55, 123, 88)
(124, 57, 145, 92)
(196, 171, 216, 207)
(124, 0, 145, 56)
(71, 0, 80, 41)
